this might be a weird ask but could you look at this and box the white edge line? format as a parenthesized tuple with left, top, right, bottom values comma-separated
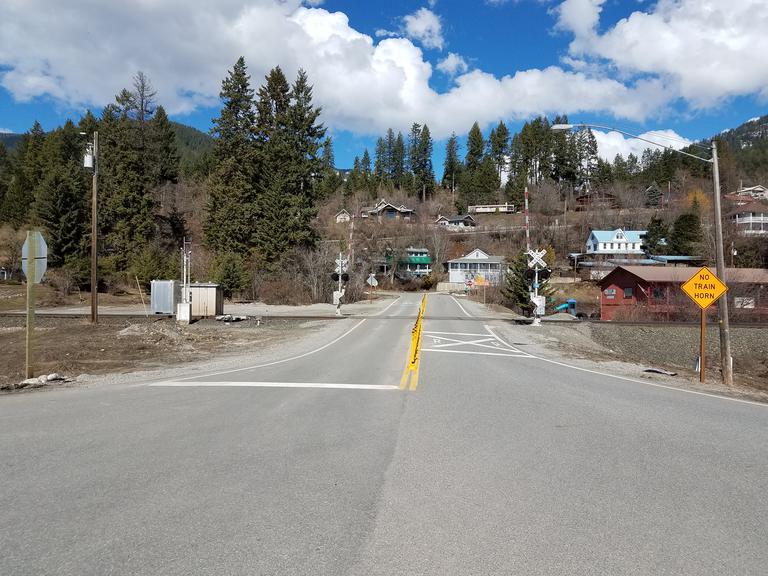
(167, 318, 368, 382)
(151, 381, 399, 390)
(484, 325, 768, 408)
(371, 295, 402, 317)
(422, 349, 532, 358)
(450, 295, 472, 317)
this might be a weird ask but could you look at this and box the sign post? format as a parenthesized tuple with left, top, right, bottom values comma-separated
(21, 231, 48, 379)
(681, 266, 728, 383)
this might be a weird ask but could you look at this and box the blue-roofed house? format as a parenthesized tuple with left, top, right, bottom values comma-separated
(585, 229, 646, 259)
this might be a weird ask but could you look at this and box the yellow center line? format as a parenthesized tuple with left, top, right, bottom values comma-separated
(399, 294, 427, 390)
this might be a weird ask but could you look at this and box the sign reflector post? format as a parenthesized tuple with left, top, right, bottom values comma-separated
(681, 266, 728, 384)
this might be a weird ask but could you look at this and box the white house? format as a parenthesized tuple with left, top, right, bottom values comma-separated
(468, 203, 515, 214)
(435, 214, 476, 229)
(733, 184, 768, 200)
(335, 209, 351, 224)
(585, 229, 646, 258)
(730, 201, 768, 235)
(445, 249, 504, 285)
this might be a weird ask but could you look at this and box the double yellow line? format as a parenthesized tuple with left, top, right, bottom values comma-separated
(400, 295, 427, 390)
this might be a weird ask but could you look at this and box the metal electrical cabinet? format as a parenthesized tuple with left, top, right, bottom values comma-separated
(150, 280, 181, 314)
(189, 283, 224, 317)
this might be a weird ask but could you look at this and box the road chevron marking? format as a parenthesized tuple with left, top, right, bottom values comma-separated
(421, 349, 532, 358)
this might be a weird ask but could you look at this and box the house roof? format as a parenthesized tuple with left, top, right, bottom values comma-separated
(369, 199, 414, 214)
(447, 248, 504, 264)
(436, 214, 475, 222)
(650, 255, 704, 263)
(335, 209, 350, 216)
(589, 229, 646, 243)
(729, 200, 768, 215)
(599, 266, 768, 286)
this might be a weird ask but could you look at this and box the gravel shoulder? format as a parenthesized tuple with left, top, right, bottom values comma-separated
(455, 296, 768, 403)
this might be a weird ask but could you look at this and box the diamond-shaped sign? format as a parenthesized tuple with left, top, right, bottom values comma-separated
(681, 266, 728, 310)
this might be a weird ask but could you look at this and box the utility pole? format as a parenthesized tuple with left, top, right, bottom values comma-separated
(90, 131, 99, 324)
(710, 142, 733, 386)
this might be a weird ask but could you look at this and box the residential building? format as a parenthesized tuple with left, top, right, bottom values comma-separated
(468, 203, 515, 214)
(360, 199, 415, 222)
(435, 214, 476, 228)
(729, 184, 768, 201)
(335, 209, 351, 224)
(396, 247, 432, 279)
(597, 266, 768, 321)
(445, 248, 504, 285)
(585, 229, 646, 258)
(730, 200, 768, 235)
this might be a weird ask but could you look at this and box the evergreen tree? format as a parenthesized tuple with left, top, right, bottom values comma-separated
(645, 182, 662, 208)
(285, 68, 325, 201)
(575, 127, 598, 191)
(212, 251, 251, 297)
(205, 57, 258, 255)
(319, 137, 342, 197)
(501, 251, 534, 316)
(384, 128, 396, 181)
(641, 216, 669, 255)
(413, 124, 434, 201)
(442, 133, 462, 191)
(361, 148, 372, 191)
(489, 120, 509, 178)
(374, 137, 386, 188)
(392, 132, 406, 189)
(465, 122, 485, 170)
(670, 212, 703, 256)
(148, 106, 180, 185)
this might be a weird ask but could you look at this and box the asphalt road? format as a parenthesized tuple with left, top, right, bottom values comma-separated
(1, 293, 766, 575)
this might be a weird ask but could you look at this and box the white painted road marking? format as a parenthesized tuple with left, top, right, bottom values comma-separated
(421, 349, 531, 358)
(450, 296, 472, 317)
(152, 381, 399, 390)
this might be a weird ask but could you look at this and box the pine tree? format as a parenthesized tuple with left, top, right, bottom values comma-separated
(442, 133, 462, 191)
(670, 212, 703, 256)
(489, 120, 509, 178)
(642, 216, 669, 255)
(285, 68, 325, 201)
(374, 137, 386, 188)
(148, 106, 180, 185)
(414, 124, 434, 202)
(392, 132, 406, 189)
(465, 122, 485, 170)
(205, 57, 258, 255)
(319, 137, 342, 198)
(501, 251, 534, 316)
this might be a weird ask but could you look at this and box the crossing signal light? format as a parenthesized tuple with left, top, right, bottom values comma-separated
(341, 273, 349, 282)
(331, 272, 339, 281)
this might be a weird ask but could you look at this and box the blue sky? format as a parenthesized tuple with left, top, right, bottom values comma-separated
(1, 0, 766, 175)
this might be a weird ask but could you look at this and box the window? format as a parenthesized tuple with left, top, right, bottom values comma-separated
(624, 287, 633, 298)
(460, 263, 468, 270)
(469, 263, 478, 271)
(652, 287, 665, 300)
(490, 263, 499, 270)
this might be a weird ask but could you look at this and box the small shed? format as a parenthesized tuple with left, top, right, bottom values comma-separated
(150, 280, 181, 314)
(189, 283, 224, 317)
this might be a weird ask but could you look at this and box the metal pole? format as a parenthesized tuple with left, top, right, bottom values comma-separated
(90, 131, 99, 324)
(700, 308, 706, 384)
(524, 187, 530, 252)
(25, 231, 36, 379)
(710, 142, 733, 386)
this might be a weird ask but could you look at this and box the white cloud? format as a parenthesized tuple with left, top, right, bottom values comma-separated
(0, 127, 13, 133)
(557, 0, 768, 108)
(592, 129, 693, 162)
(0, 0, 724, 141)
(402, 8, 444, 50)
(436, 52, 468, 76)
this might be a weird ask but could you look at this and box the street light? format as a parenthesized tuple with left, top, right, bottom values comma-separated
(552, 122, 733, 386)
(81, 131, 99, 324)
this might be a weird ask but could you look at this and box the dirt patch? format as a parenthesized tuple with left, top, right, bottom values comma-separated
(0, 283, 143, 311)
(0, 316, 322, 390)
(528, 321, 768, 393)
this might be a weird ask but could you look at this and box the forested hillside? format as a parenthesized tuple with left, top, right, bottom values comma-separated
(0, 57, 765, 303)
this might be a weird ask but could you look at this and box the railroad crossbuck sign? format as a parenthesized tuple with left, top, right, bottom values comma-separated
(680, 266, 728, 310)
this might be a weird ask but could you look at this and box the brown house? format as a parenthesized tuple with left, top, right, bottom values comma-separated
(597, 266, 768, 321)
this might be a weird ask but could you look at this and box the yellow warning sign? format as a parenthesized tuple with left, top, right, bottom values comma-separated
(680, 266, 728, 310)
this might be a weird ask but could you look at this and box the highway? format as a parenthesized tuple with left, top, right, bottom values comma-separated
(1, 292, 766, 575)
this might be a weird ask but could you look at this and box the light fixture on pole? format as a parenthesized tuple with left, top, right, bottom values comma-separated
(82, 131, 99, 324)
(551, 122, 733, 386)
